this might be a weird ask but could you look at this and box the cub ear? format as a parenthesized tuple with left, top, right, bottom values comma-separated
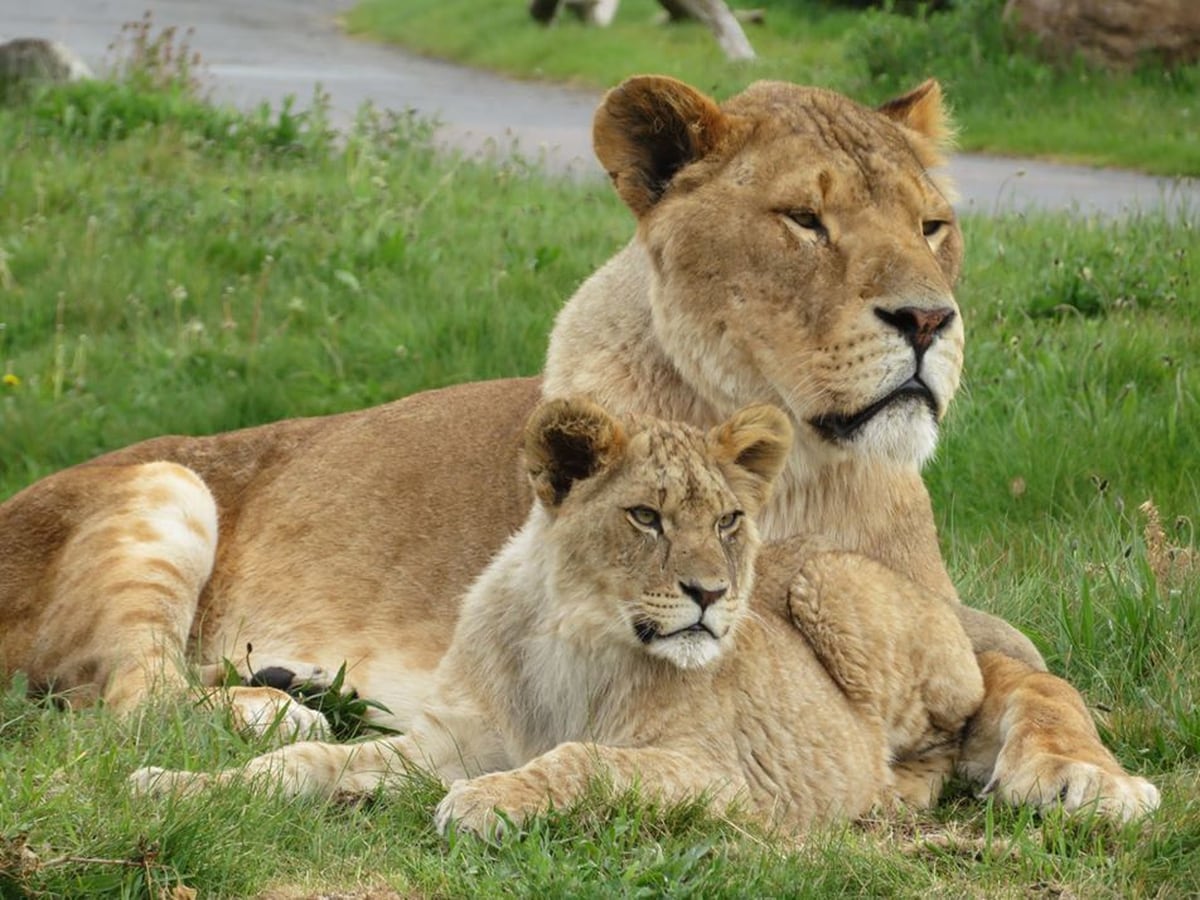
(525, 397, 627, 508)
(709, 404, 794, 512)
(877, 79, 955, 151)
(593, 75, 730, 217)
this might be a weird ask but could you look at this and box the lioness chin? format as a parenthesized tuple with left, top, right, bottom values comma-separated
(0, 74, 1157, 819)
(133, 398, 985, 840)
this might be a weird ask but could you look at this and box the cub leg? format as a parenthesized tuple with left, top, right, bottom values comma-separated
(133, 684, 510, 799)
(960, 651, 1160, 822)
(435, 743, 742, 839)
(787, 551, 984, 808)
(133, 735, 419, 800)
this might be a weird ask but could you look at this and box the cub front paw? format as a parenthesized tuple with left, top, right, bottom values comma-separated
(434, 776, 530, 841)
(984, 754, 1160, 822)
(129, 766, 212, 798)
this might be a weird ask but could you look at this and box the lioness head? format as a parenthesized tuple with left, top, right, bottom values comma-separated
(592, 76, 964, 469)
(524, 398, 793, 670)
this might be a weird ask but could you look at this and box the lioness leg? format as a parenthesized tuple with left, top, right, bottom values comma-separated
(435, 743, 743, 839)
(959, 651, 1159, 821)
(953, 604, 1045, 672)
(1, 461, 325, 737)
(1, 462, 217, 711)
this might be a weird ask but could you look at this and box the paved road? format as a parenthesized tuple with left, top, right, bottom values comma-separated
(6, 0, 1198, 218)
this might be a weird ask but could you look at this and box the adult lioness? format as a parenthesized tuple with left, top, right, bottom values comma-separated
(133, 398, 985, 839)
(0, 76, 1156, 818)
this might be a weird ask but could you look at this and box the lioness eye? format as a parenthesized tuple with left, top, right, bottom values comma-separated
(717, 511, 742, 532)
(922, 219, 948, 238)
(627, 506, 662, 531)
(787, 209, 825, 233)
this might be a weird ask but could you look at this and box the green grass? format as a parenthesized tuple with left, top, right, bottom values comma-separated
(1, 78, 1198, 897)
(345, 0, 1200, 176)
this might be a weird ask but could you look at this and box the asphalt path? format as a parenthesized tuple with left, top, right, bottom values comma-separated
(6, 0, 1198, 218)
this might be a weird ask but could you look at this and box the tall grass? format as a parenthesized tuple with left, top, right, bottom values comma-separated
(1, 69, 1197, 897)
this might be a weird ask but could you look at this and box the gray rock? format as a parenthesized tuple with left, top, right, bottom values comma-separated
(0, 37, 94, 86)
(1005, 0, 1200, 70)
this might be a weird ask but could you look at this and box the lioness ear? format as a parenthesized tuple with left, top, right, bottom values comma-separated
(709, 405, 794, 512)
(525, 398, 627, 508)
(593, 75, 729, 217)
(877, 79, 955, 151)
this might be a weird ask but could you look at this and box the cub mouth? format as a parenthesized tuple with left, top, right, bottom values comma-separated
(810, 377, 937, 443)
(634, 621, 716, 644)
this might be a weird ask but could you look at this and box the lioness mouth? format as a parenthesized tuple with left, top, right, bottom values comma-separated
(810, 378, 937, 442)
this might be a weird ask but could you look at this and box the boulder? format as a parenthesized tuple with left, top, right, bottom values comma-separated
(1004, 0, 1200, 70)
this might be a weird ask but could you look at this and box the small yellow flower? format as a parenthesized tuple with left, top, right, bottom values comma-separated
(2, 373, 20, 387)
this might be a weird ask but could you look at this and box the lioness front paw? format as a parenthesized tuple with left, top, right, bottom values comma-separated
(130, 766, 212, 798)
(225, 685, 331, 741)
(984, 753, 1160, 822)
(434, 776, 533, 841)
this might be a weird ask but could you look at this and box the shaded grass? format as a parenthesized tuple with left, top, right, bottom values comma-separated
(345, 0, 1200, 175)
(1, 81, 1198, 896)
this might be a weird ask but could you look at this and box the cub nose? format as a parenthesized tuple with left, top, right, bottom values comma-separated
(874, 305, 956, 354)
(680, 581, 728, 610)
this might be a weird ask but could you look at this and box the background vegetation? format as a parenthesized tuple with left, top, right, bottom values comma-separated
(1, 48, 1197, 899)
(347, 0, 1200, 176)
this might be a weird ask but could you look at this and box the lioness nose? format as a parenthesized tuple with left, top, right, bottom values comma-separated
(680, 581, 728, 610)
(874, 306, 956, 354)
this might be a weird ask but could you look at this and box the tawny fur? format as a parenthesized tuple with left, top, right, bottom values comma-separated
(132, 400, 984, 839)
(0, 76, 1157, 818)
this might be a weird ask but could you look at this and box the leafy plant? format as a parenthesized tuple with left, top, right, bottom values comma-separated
(216, 652, 399, 741)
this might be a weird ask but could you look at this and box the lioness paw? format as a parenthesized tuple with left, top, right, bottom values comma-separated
(435, 777, 528, 841)
(129, 766, 212, 798)
(226, 685, 331, 741)
(984, 755, 1160, 822)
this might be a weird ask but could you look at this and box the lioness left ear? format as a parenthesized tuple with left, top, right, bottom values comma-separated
(593, 75, 731, 218)
(709, 405, 794, 512)
(877, 79, 955, 152)
(525, 397, 626, 508)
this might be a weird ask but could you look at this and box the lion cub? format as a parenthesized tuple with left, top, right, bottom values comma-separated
(134, 398, 982, 836)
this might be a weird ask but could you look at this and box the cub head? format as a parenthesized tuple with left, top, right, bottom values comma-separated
(593, 75, 964, 469)
(524, 397, 793, 670)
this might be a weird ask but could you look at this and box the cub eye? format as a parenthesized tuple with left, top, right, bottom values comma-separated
(627, 506, 662, 532)
(922, 219, 948, 238)
(787, 209, 825, 233)
(717, 511, 742, 533)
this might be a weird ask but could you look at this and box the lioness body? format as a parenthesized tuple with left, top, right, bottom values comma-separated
(0, 76, 1157, 817)
(0, 378, 535, 728)
(134, 401, 983, 837)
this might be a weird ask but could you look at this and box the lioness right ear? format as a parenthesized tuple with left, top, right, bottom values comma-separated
(709, 404, 794, 512)
(525, 398, 626, 508)
(593, 75, 730, 217)
(877, 79, 956, 155)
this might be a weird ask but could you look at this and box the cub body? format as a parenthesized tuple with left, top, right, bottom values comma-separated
(134, 399, 984, 837)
